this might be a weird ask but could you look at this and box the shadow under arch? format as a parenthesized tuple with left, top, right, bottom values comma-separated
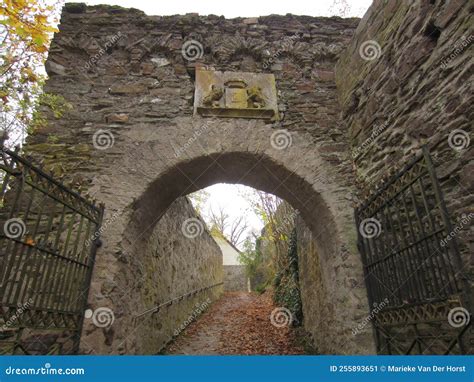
(102, 150, 375, 355)
(127, 151, 339, 261)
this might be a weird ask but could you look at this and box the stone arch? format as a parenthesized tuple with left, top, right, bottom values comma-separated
(127, 150, 338, 260)
(209, 33, 268, 64)
(81, 118, 375, 355)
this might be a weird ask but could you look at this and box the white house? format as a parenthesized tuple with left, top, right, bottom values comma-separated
(211, 231, 250, 292)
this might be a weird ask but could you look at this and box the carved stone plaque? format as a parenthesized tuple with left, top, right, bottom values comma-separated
(194, 69, 279, 121)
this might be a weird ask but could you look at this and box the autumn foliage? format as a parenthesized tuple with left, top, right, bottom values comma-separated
(0, 0, 62, 143)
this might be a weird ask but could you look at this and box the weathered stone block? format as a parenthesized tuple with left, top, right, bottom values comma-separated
(109, 83, 148, 95)
(45, 61, 66, 75)
(243, 17, 259, 25)
(105, 113, 129, 123)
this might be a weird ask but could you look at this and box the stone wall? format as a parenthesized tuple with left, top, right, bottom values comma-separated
(254, 198, 373, 354)
(81, 197, 223, 354)
(335, 0, 472, 278)
(25, 3, 375, 354)
(259, 209, 375, 354)
(296, 215, 374, 354)
(223, 265, 249, 292)
(11, 0, 471, 355)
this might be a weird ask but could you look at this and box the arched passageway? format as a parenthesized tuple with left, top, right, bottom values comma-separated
(81, 134, 375, 354)
(9, 0, 471, 356)
(20, 3, 377, 355)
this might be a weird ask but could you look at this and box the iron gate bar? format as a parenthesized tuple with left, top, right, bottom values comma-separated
(424, 149, 471, 310)
(0, 147, 104, 354)
(357, 149, 462, 306)
(355, 146, 471, 355)
(73, 205, 104, 354)
(0, 149, 101, 222)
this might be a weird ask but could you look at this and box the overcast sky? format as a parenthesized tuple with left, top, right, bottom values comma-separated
(65, 0, 373, 248)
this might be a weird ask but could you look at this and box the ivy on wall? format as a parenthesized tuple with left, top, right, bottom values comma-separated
(273, 228, 303, 326)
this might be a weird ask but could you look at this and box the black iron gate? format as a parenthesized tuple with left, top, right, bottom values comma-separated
(0, 147, 104, 354)
(355, 147, 471, 354)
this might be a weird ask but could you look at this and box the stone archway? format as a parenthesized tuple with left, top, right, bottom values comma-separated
(11, 0, 471, 356)
(23, 4, 377, 355)
(76, 117, 375, 354)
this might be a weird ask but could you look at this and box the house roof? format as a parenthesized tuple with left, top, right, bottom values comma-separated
(210, 227, 242, 254)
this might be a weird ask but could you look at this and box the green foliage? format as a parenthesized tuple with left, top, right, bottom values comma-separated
(188, 189, 210, 216)
(238, 236, 261, 278)
(255, 283, 267, 294)
(273, 228, 303, 326)
(30, 92, 72, 132)
(46, 134, 59, 143)
(238, 236, 269, 292)
(240, 191, 301, 307)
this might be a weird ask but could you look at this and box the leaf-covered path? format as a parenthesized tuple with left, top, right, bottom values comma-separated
(166, 291, 305, 355)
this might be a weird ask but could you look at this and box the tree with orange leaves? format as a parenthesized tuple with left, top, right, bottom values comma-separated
(0, 0, 63, 146)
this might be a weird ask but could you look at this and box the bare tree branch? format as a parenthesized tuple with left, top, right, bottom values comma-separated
(208, 204, 248, 247)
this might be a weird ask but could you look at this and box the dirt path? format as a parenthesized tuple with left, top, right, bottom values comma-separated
(166, 291, 305, 355)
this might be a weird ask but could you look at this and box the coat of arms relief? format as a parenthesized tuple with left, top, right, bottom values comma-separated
(194, 69, 279, 121)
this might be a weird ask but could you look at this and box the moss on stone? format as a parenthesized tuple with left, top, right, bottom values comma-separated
(69, 143, 91, 154)
(27, 142, 67, 152)
(274, 228, 303, 326)
(64, 3, 86, 14)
